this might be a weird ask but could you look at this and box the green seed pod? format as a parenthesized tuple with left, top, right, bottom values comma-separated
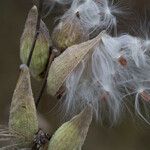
(48, 105, 93, 150)
(52, 19, 89, 52)
(20, 6, 51, 80)
(8, 65, 38, 147)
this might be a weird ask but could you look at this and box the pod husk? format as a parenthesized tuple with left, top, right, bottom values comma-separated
(8, 65, 38, 147)
(47, 31, 104, 96)
(48, 105, 93, 150)
(20, 6, 51, 80)
(52, 19, 89, 51)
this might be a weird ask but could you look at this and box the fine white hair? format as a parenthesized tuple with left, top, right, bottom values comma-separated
(62, 32, 150, 124)
(59, 0, 124, 36)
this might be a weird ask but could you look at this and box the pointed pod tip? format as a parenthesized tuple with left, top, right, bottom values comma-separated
(19, 64, 29, 74)
(79, 104, 93, 120)
(72, 105, 93, 131)
(32, 5, 37, 11)
(20, 64, 28, 70)
(99, 30, 106, 38)
(48, 105, 93, 150)
(29, 5, 38, 16)
(9, 63, 38, 144)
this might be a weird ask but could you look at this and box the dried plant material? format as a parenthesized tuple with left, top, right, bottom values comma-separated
(8, 65, 38, 146)
(32, 129, 51, 149)
(48, 105, 93, 150)
(52, 19, 89, 51)
(0, 126, 14, 149)
(118, 55, 127, 67)
(47, 31, 105, 96)
(20, 5, 51, 80)
(63, 32, 150, 124)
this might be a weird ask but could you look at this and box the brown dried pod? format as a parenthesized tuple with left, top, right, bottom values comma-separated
(20, 6, 51, 80)
(48, 105, 93, 150)
(8, 65, 38, 148)
(47, 31, 105, 96)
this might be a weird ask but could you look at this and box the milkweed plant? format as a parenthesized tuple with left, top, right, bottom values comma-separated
(0, 0, 150, 149)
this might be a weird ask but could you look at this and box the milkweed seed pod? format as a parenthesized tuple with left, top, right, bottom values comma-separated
(52, 18, 89, 52)
(51, 0, 124, 50)
(20, 6, 51, 80)
(66, 33, 150, 124)
(47, 31, 104, 96)
(8, 65, 38, 148)
(52, 0, 97, 52)
(49, 29, 150, 124)
(48, 105, 93, 150)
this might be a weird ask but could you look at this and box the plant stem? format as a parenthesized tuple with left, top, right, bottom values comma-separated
(36, 48, 59, 108)
(27, 0, 44, 67)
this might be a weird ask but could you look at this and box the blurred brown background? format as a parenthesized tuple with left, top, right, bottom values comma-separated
(0, 0, 150, 149)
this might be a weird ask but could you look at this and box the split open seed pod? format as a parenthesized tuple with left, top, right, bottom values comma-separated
(8, 65, 38, 148)
(20, 5, 51, 80)
(47, 31, 105, 96)
(52, 19, 89, 52)
(48, 105, 93, 150)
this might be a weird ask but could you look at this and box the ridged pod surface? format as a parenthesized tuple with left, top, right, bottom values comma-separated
(9, 65, 38, 147)
(47, 31, 104, 96)
(48, 105, 93, 150)
(52, 20, 89, 51)
(20, 6, 50, 80)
